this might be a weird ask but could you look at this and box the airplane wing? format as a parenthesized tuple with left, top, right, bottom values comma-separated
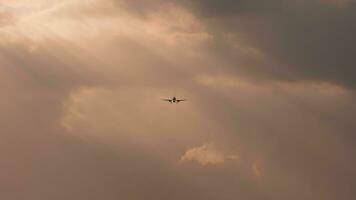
(176, 99, 187, 102)
(162, 98, 172, 102)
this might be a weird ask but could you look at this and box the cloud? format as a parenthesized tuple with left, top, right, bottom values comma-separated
(0, 8, 15, 27)
(172, 0, 356, 88)
(195, 74, 351, 99)
(1, 1, 356, 199)
(0, 0, 210, 49)
(180, 143, 238, 166)
(7, 0, 356, 87)
(251, 162, 261, 178)
(319, 0, 353, 7)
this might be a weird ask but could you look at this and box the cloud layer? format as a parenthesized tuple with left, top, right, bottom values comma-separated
(1, 0, 356, 200)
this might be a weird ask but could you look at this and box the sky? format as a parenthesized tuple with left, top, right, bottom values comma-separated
(0, 0, 356, 199)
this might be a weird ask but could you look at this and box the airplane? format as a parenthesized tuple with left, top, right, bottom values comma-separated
(162, 97, 187, 103)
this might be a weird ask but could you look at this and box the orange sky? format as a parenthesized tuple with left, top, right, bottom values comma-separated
(1, 1, 356, 199)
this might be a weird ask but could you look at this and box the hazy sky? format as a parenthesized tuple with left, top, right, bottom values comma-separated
(1, 0, 355, 199)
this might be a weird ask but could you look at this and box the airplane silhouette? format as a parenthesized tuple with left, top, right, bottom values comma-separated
(162, 97, 186, 103)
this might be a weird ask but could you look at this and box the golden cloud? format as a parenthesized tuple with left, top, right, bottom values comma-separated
(180, 143, 239, 166)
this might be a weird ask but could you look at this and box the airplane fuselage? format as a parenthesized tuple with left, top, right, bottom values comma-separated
(162, 96, 185, 103)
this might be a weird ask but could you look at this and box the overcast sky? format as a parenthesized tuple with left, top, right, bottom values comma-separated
(1, 0, 355, 199)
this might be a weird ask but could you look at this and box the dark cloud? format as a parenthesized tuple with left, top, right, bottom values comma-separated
(116, 0, 356, 87)
(173, 0, 356, 87)
(181, 0, 285, 16)
(253, 1, 356, 87)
